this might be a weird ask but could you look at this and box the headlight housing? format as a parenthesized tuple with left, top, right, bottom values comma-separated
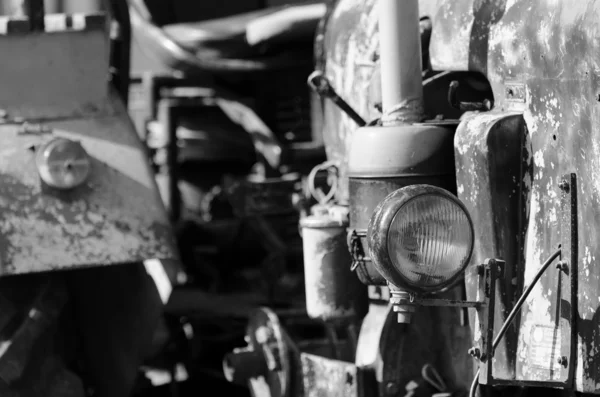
(367, 185, 474, 294)
(36, 138, 91, 190)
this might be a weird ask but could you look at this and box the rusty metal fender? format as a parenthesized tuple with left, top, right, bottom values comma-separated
(443, 0, 600, 391)
(0, 96, 178, 274)
(0, 13, 177, 274)
(454, 111, 529, 382)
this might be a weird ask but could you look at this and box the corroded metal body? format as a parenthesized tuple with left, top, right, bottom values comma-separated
(445, 0, 600, 392)
(0, 13, 177, 274)
(320, 0, 379, 204)
(220, 0, 600, 394)
(319, 0, 600, 394)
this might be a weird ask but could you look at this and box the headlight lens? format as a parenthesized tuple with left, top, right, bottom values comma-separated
(368, 185, 474, 293)
(36, 138, 91, 189)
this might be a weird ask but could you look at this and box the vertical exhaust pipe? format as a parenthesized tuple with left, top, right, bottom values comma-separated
(378, 0, 424, 125)
(377, 0, 424, 323)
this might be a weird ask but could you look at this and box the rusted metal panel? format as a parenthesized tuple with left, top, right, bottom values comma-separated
(0, 94, 177, 274)
(446, 0, 600, 391)
(510, 173, 575, 384)
(455, 112, 527, 382)
(301, 353, 358, 397)
(318, 0, 453, 204)
(0, 11, 177, 273)
(320, 0, 379, 204)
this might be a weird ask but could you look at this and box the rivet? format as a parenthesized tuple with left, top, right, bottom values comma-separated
(557, 356, 568, 367)
(556, 260, 568, 272)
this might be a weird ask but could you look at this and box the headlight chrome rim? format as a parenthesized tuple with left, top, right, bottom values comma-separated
(367, 184, 474, 294)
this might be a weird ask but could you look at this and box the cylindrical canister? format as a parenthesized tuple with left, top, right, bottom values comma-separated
(300, 206, 368, 323)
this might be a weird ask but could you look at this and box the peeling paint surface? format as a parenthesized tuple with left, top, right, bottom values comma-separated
(323, 0, 600, 390)
(301, 353, 357, 397)
(455, 112, 526, 382)
(321, 0, 443, 204)
(0, 105, 177, 274)
(321, 0, 380, 203)
(444, 0, 600, 391)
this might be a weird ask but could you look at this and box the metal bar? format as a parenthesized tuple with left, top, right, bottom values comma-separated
(399, 298, 482, 308)
(489, 379, 569, 388)
(378, 0, 423, 123)
(561, 173, 578, 385)
(157, 99, 181, 223)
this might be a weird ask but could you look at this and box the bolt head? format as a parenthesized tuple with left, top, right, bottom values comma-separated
(468, 347, 481, 358)
(476, 264, 485, 276)
(557, 356, 568, 366)
(556, 260, 568, 272)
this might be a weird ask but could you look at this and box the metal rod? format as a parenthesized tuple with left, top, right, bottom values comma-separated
(378, 0, 424, 124)
(469, 249, 562, 397)
(405, 299, 482, 308)
(307, 71, 367, 127)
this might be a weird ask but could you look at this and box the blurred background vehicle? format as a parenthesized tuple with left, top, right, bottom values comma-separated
(123, 0, 329, 396)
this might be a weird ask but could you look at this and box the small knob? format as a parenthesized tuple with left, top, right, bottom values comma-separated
(558, 180, 570, 192)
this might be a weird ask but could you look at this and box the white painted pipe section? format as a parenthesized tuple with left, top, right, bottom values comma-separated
(6, 0, 25, 16)
(379, 0, 424, 124)
(62, 0, 101, 13)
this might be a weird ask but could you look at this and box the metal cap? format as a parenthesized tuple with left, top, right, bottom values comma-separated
(347, 124, 455, 178)
(300, 205, 349, 229)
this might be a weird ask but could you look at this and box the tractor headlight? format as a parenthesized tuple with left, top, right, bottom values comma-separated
(36, 138, 91, 190)
(367, 185, 474, 294)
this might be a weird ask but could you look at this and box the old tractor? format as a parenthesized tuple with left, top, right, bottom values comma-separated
(223, 0, 600, 397)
